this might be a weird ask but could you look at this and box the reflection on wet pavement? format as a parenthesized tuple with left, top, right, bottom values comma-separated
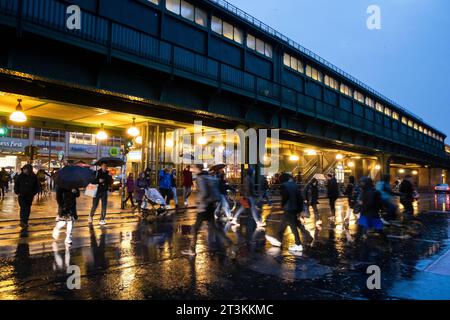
(0, 194, 449, 300)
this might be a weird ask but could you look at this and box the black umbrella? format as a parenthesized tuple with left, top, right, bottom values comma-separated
(55, 166, 96, 189)
(95, 157, 125, 167)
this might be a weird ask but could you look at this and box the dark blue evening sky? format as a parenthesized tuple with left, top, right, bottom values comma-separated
(227, 0, 450, 140)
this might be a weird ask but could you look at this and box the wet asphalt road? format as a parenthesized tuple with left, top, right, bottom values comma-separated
(0, 194, 449, 300)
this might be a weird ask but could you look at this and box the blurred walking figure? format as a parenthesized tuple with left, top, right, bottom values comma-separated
(14, 164, 39, 230)
(326, 173, 339, 221)
(216, 167, 232, 219)
(135, 172, 149, 213)
(159, 167, 173, 209)
(258, 174, 272, 206)
(0, 167, 10, 199)
(376, 174, 399, 224)
(170, 168, 178, 208)
(53, 187, 80, 244)
(304, 178, 321, 227)
(181, 164, 234, 257)
(89, 162, 113, 225)
(344, 176, 359, 227)
(265, 173, 304, 253)
(399, 175, 415, 220)
(124, 173, 135, 208)
(182, 165, 193, 206)
(232, 168, 265, 228)
(356, 177, 387, 241)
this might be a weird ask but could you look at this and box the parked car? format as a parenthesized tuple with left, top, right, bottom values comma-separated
(434, 183, 450, 194)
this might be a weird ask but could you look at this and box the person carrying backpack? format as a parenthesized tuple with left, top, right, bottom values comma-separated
(344, 176, 360, 227)
(265, 173, 305, 253)
(181, 164, 233, 257)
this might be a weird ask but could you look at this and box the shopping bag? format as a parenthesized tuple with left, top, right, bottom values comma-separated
(301, 203, 310, 218)
(84, 183, 98, 198)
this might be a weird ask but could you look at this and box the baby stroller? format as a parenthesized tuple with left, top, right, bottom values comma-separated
(141, 188, 167, 218)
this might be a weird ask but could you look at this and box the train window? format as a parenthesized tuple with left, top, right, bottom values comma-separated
(166, 0, 180, 14)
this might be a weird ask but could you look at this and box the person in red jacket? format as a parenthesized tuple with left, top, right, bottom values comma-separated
(182, 165, 193, 206)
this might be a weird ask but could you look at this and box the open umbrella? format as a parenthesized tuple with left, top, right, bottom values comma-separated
(55, 166, 96, 189)
(95, 157, 125, 167)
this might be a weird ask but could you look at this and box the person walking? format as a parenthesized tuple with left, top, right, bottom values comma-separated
(304, 178, 321, 226)
(0, 167, 10, 199)
(14, 164, 39, 230)
(258, 174, 272, 206)
(265, 173, 304, 253)
(170, 168, 178, 208)
(326, 173, 339, 221)
(124, 173, 136, 208)
(182, 165, 193, 206)
(376, 174, 399, 223)
(89, 162, 113, 225)
(356, 177, 387, 241)
(159, 167, 173, 209)
(343, 176, 359, 227)
(53, 187, 80, 244)
(216, 168, 232, 220)
(232, 168, 265, 228)
(399, 175, 415, 220)
(181, 164, 234, 257)
(135, 172, 148, 213)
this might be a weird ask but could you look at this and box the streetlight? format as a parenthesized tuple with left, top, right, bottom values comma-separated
(336, 154, 344, 160)
(135, 136, 143, 145)
(289, 154, 299, 161)
(197, 135, 207, 145)
(412, 170, 418, 175)
(96, 123, 108, 140)
(304, 149, 317, 156)
(348, 161, 355, 167)
(375, 164, 381, 170)
(9, 99, 27, 123)
(127, 117, 140, 137)
(399, 169, 405, 174)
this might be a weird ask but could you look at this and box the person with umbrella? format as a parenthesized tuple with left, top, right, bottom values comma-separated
(53, 163, 96, 243)
(89, 161, 113, 225)
(14, 164, 39, 230)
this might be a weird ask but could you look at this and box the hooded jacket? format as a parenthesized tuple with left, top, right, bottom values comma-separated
(14, 165, 39, 197)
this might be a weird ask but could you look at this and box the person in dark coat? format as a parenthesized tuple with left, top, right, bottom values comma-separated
(89, 162, 113, 225)
(326, 173, 339, 221)
(265, 173, 304, 253)
(258, 174, 272, 206)
(53, 187, 80, 244)
(304, 178, 321, 226)
(182, 165, 193, 206)
(399, 175, 415, 219)
(344, 176, 360, 226)
(357, 177, 387, 240)
(135, 172, 149, 213)
(124, 173, 135, 208)
(14, 164, 39, 229)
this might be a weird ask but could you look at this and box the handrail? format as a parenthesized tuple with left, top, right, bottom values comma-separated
(206, 0, 433, 127)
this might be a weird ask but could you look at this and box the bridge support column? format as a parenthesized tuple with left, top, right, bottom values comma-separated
(377, 153, 392, 180)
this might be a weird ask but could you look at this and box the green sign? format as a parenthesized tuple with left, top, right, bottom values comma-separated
(109, 147, 119, 157)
